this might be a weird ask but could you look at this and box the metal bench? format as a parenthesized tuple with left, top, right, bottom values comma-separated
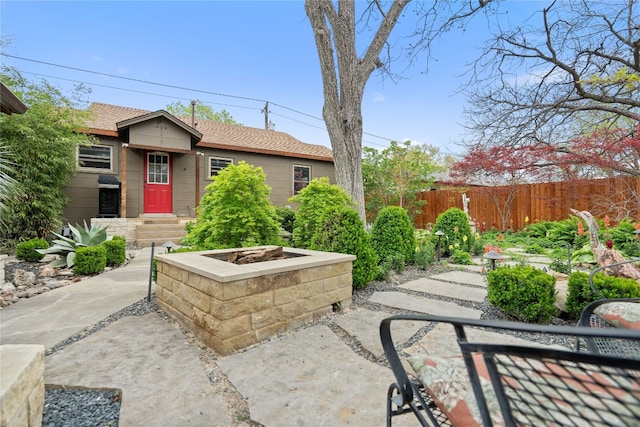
(381, 314, 640, 426)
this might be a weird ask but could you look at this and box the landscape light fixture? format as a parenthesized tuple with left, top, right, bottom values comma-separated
(483, 250, 505, 271)
(162, 240, 179, 253)
(435, 230, 445, 261)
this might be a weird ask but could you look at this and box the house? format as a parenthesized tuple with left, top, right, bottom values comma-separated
(66, 102, 335, 246)
(0, 82, 28, 115)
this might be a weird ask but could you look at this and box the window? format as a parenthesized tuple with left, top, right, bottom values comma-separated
(78, 144, 112, 171)
(293, 165, 311, 194)
(147, 152, 170, 184)
(209, 157, 233, 178)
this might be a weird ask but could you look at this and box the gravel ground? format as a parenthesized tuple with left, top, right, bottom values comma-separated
(39, 263, 576, 426)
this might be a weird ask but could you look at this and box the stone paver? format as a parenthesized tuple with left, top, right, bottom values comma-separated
(459, 264, 485, 273)
(333, 308, 423, 358)
(430, 270, 487, 288)
(45, 313, 232, 427)
(370, 291, 482, 319)
(217, 324, 396, 427)
(401, 278, 486, 302)
(404, 323, 565, 359)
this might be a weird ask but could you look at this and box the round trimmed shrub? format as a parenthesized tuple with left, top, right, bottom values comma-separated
(487, 265, 557, 323)
(370, 206, 416, 265)
(73, 245, 106, 275)
(310, 205, 379, 289)
(102, 237, 126, 266)
(289, 177, 354, 249)
(186, 161, 282, 249)
(433, 208, 472, 257)
(451, 249, 472, 265)
(15, 238, 49, 262)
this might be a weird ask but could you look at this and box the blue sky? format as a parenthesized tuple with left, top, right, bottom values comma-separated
(1, 1, 541, 154)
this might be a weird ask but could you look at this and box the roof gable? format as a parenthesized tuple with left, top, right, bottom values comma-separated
(117, 110, 203, 144)
(86, 103, 333, 162)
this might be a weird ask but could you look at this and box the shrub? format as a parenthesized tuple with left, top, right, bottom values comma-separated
(185, 161, 282, 249)
(37, 221, 108, 268)
(275, 205, 296, 234)
(310, 205, 378, 289)
(371, 206, 416, 265)
(290, 177, 354, 249)
(102, 237, 126, 266)
(550, 247, 572, 274)
(451, 249, 472, 265)
(487, 265, 557, 323)
(524, 244, 545, 254)
(15, 238, 49, 262)
(415, 240, 436, 270)
(73, 245, 106, 275)
(565, 271, 640, 319)
(433, 208, 472, 257)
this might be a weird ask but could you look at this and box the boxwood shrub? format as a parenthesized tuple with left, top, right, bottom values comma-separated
(16, 238, 49, 262)
(565, 271, 640, 319)
(73, 245, 106, 275)
(487, 265, 557, 323)
(370, 206, 416, 265)
(310, 205, 378, 289)
(102, 236, 126, 266)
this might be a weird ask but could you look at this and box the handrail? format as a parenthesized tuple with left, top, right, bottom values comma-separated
(588, 257, 640, 299)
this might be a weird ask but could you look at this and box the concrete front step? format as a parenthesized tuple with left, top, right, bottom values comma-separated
(136, 223, 187, 248)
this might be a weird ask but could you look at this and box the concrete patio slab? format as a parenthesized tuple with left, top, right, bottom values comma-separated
(333, 308, 424, 358)
(400, 278, 486, 302)
(370, 291, 482, 319)
(45, 313, 232, 427)
(217, 324, 396, 427)
(429, 271, 487, 288)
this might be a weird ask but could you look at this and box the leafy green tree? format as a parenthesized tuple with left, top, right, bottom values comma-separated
(289, 177, 355, 248)
(363, 140, 445, 223)
(0, 68, 92, 249)
(166, 100, 242, 125)
(0, 142, 18, 227)
(185, 161, 281, 248)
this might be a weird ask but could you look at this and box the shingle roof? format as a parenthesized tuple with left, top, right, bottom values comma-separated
(86, 102, 333, 162)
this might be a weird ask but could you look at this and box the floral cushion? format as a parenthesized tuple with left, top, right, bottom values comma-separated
(408, 352, 640, 426)
(407, 354, 504, 426)
(593, 302, 640, 329)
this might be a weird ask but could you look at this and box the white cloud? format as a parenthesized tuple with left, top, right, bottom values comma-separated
(372, 92, 385, 102)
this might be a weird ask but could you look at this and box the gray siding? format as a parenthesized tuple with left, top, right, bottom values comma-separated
(130, 119, 191, 151)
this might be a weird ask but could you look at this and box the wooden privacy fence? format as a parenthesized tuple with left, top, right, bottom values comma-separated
(415, 176, 640, 231)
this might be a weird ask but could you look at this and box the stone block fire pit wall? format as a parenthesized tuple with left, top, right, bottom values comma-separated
(155, 246, 355, 356)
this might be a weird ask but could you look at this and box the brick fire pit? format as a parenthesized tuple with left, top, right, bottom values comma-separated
(155, 246, 355, 355)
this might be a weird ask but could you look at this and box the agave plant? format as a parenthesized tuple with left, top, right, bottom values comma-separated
(37, 221, 108, 268)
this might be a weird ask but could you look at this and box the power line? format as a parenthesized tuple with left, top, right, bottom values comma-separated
(2, 53, 400, 146)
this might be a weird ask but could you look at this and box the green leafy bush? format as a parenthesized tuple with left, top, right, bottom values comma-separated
(275, 205, 296, 234)
(185, 161, 282, 249)
(565, 271, 640, 319)
(37, 221, 108, 268)
(415, 240, 436, 270)
(73, 245, 106, 275)
(371, 206, 416, 265)
(433, 208, 472, 257)
(310, 205, 378, 289)
(451, 249, 472, 265)
(524, 244, 545, 254)
(15, 238, 49, 262)
(487, 265, 557, 323)
(549, 247, 572, 274)
(102, 236, 126, 266)
(290, 177, 354, 249)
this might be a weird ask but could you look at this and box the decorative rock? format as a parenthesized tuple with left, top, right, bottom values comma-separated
(1, 282, 16, 293)
(37, 265, 56, 277)
(13, 269, 36, 287)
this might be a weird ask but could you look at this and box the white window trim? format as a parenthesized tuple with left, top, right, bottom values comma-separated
(147, 151, 171, 185)
(293, 164, 311, 194)
(77, 144, 113, 172)
(208, 156, 234, 179)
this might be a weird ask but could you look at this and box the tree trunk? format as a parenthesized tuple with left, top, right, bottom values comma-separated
(305, 0, 409, 221)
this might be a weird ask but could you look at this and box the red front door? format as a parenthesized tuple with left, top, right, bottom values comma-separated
(144, 151, 172, 213)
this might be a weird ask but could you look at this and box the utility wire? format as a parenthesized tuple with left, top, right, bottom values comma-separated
(3, 53, 399, 145)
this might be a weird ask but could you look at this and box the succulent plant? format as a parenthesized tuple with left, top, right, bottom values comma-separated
(37, 221, 108, 268)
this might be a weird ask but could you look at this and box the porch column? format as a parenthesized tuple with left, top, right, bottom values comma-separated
(120, 143, 127, 218)
(195, 152, 200, 211)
